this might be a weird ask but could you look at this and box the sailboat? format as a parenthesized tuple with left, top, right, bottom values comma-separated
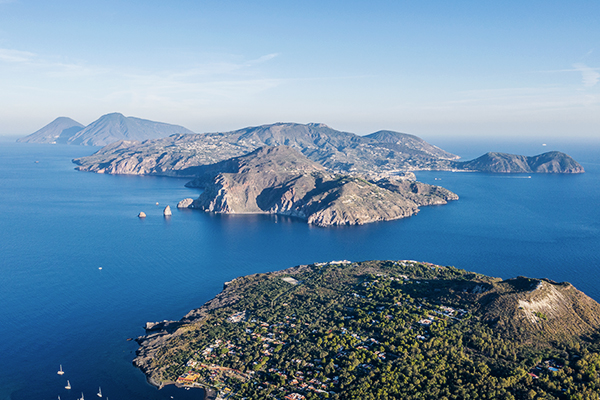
(57, 365, 65, 375)
(97, 387, 102, 397)
(79, 393, 85, 400)
(65, 380, 71, 390)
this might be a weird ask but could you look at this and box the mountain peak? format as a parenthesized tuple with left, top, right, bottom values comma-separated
(67, 113, 194, 146)
(17, 117, 84, 144)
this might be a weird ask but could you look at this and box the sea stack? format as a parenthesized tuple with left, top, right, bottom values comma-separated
(138, 212, 147, 218)
(177, 198, 194, 208)
(163, 205, 172, 216)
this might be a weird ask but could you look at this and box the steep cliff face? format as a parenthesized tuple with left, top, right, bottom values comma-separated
(183, 146, 458, 226)
(453, 151, 585, 173)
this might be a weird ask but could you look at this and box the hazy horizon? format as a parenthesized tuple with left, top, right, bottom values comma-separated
(1, 1, 598, 141)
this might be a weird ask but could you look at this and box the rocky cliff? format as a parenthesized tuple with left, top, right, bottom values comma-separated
(181, 146, 458, 226)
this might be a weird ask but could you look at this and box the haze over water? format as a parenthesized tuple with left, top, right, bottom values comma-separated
(1, 142, 599, 400)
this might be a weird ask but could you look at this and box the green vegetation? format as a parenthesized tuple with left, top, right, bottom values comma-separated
(136, 261, 600, 400)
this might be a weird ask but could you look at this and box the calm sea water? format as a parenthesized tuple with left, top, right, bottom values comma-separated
(0, 142, 599, 400)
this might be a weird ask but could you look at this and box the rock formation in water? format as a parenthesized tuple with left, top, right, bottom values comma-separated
(182, 145, 458, 226)
(163, 205, 172, 216)
(177, 198, 194, 208)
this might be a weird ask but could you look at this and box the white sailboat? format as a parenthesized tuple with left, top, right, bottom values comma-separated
(79, 392, 85, 400)
(57, 365, 65, 375)
(65, 380, 71, 390)
(97, 387, 102, 397)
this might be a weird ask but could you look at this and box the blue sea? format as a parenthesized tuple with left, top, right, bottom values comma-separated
(1, 141, 599, 400)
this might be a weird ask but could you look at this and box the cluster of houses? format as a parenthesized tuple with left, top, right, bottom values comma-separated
(355, 274, 470, 344)
(529, 359, 565, 379)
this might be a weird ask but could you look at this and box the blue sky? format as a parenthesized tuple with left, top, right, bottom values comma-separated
(0, 0, 598, 141)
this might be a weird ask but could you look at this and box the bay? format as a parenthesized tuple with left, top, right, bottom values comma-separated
(0, 142, 599, 400)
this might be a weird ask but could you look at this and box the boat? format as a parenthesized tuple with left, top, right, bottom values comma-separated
(97, 387, 102, 397)
(57, 365, 65, 375)
(65, 380, 71, 390)
(79, 392, 85, 400)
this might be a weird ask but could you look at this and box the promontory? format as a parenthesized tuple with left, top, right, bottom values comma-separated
(179, 145, 458, 227)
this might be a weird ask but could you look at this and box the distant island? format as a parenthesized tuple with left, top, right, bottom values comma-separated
(452, 151, 585, 174)
(135, 260, 600, 399)
(17, 113, 193, 146)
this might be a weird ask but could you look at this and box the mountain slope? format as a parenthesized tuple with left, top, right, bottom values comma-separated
(66, 112, 195, 146)
(17, 117, 84, 144)
(365, 130, 458, 160)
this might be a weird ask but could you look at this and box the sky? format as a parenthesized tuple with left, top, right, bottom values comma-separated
(0, 0, 599, 142)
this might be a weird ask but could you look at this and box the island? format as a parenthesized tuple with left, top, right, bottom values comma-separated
(71, 122, 583, 175)
(452, 151, 585, 174)
(71, 122, 460, 176)
(135, 260, 600, 400)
